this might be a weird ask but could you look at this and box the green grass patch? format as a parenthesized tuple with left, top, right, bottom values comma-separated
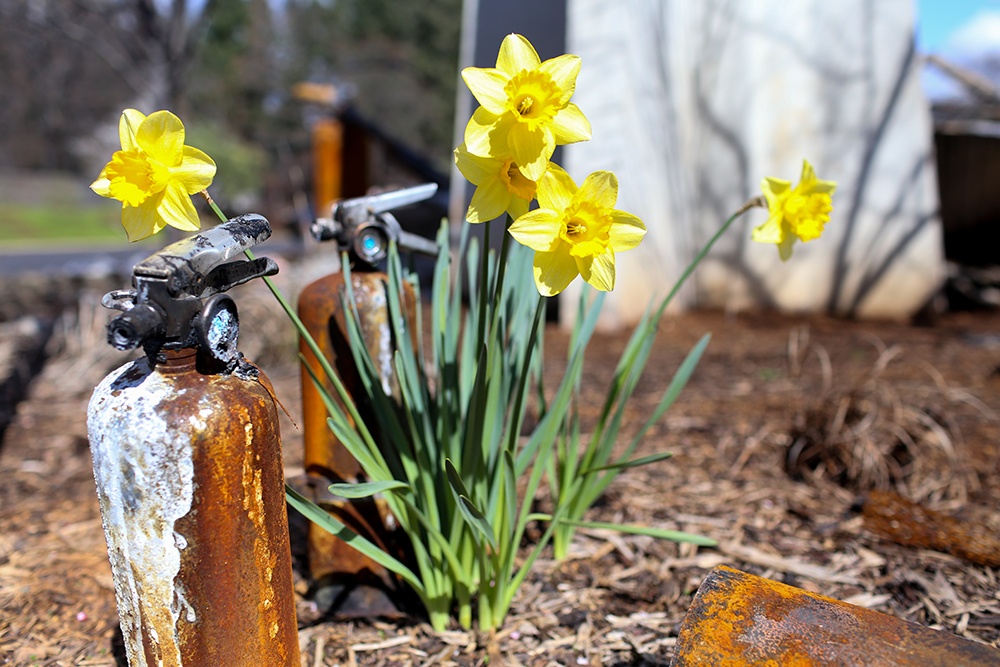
(0, 202, 123, 243)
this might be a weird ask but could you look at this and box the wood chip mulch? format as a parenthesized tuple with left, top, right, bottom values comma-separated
(2, 273, 999, 666)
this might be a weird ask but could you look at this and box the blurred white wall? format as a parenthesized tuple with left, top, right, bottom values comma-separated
(561, 0, 944, 327)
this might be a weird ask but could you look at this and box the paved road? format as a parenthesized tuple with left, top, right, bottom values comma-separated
(0, 246, 154, 277)
(0, 239, 305, 277)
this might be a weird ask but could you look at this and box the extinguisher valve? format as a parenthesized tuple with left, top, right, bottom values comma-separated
(100, 214, 279, 366)
(311, 183, 440, 267)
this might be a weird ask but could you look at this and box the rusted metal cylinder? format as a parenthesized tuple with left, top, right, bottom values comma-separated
(861, 489, 1000, 567)
(88, 348, 300, 666)
(671, 564, 1000, 666)
(297, 269, 416, 615)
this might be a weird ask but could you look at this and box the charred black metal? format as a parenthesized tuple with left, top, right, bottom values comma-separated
(102, 216, 278, 368)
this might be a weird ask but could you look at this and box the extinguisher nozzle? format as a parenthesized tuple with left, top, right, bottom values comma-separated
(107, 304, 165, 351)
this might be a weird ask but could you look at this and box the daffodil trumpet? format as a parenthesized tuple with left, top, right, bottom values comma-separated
(508, 169, 646, 296)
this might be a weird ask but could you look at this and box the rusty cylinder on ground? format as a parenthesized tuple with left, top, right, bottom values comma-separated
(86, 216, 300, 666)
(671, 565, 1000, 667)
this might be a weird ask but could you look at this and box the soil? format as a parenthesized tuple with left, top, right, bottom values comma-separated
(2, 267, 999, 666)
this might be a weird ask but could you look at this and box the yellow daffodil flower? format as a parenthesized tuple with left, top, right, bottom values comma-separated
(91, 109, 216, 242)
(752, 159, 836, 261)
(454, 143, 544, 223)
(508, 170, 645, 296)
(462, 33, 591, 182)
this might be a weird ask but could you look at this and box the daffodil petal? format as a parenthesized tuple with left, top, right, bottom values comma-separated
(533, 245, 579, 296)
(122, 197, 165, 242)
(465, 107, 502, 156)
(496, 34, 541, 76)
(806, 179, 837, 196)
(119, 109, 146, 151)
(751, 213, 784, 244)
(467, 177, 509, 224)
(90, 173, 112, 197)
(778, 235, 796, 261)
(800, 160, 817, 184)
(539, 54, 581, 103)
(174, 146, 217, 193)
(462, 68, 510, 114)
(576, 171, 617, 210)
(506, 195, 530, 221)
(509, 209, 562, 251)
(536, 164, 577, 211)
(761, 177, 790, 210)
(136, 111, 185, 166)
(550, 104, 592, 145)
(578, 251, 615, 291)
(157, 180, 201, 232)
(510, 123, 552, 181)
(608, 210, 646, 252)
(455, 144, 502, 185)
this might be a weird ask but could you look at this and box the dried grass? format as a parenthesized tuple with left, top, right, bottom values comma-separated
(784, 333, 982, 503)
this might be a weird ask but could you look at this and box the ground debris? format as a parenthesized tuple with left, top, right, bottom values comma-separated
(2, 307, 999, 664)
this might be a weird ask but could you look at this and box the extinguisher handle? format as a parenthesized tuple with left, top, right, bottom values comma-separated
(100, 214, 279, 355)
(397, 229, 440, 258)
(133, 214, 276, 299)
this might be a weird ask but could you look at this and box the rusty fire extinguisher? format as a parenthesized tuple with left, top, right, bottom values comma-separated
(295, 183, 439, 616)
(87, 215, 300, 667)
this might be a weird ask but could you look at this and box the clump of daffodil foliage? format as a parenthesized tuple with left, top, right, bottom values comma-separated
(285, 34, 718, 633)
(91, 35, 837, 634)
(287, 33, 836, 633)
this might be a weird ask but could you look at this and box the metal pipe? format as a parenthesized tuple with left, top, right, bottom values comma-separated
(671, 565, 1000, 666)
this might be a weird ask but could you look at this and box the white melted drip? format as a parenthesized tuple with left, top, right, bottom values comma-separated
(87, 358, 195, 666)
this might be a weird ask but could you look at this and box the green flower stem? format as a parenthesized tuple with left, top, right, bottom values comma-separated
(200, 189, 229, 224)
(475, 218, 490, 353)
(488, 217, 513, 331)
(656, 204, 752, 319)
(199, 189, 328, 390)
(547, 202, 757, 560)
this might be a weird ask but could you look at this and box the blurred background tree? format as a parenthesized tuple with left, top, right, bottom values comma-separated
(0, 0, 462, 217)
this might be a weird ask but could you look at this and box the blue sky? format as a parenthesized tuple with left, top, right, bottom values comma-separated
(917, 0, 1000, 98)
(917, 0, 1000, 52)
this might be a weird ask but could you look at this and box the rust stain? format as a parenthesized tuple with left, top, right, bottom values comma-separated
(671, 565, 1000, 666)
(171, 360, 298, 665)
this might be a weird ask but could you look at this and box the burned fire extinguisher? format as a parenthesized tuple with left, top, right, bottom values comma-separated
(296, 184, 438, 616)
(87, 215, 300, 667)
